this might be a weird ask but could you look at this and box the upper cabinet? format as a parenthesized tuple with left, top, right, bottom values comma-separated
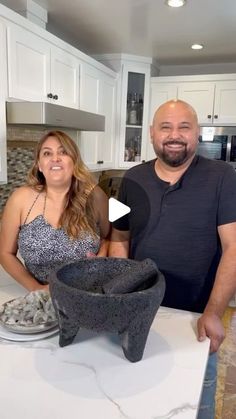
(177, 82, 215, 124)
(149, 82, 178, 113)
(93, 54, 153, 169)
(150, 75, 236, 125)
(50, 46, 80, 109)
(213, 81, 236, 125)
(119, 64, 151, 168)
(79, 63, 116, 170)
(147, 75, 236, 161)
(7, 23, 80, 108)
(178, 81, 236, 125)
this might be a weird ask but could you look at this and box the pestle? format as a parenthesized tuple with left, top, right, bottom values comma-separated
(102, 258, 158, 294)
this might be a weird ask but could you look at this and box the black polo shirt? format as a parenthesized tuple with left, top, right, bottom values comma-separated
(113, 156, 236, 312)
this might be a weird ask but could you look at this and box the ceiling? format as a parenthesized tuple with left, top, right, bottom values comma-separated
(1, 0, 236, 66)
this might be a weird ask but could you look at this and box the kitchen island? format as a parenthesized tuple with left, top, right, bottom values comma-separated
(0, 272, 210, 419)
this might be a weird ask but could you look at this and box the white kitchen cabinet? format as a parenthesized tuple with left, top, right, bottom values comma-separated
(177, 82, 215, 124)
(7, 23, 80, 108)
(93, 54, 154, 168)
(150, 76, 236, 125)
(49, 46, 80, 108)
(79, 63, 116, 170)
(149, 82, 178, 113)
(147, 82, 178, 160)
(178, 81, 236, 125)
(213, 81, 236, 125)
(147, 75, 236, 160)
(0, 19, 7, 184)
(99, 74, 116, 168)
(118, 63, 151, 168)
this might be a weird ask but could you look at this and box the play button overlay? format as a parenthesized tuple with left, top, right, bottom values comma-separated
(86, 174, 151, 241)
(108, 197, 131, 222)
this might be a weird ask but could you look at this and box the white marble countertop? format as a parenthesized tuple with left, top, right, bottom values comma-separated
(0, 269, 210, 419)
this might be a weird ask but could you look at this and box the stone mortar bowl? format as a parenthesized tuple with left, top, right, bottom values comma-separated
(49, 257, 166, 362)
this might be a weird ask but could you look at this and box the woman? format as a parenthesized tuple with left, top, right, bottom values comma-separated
(0, 130, 110, 291)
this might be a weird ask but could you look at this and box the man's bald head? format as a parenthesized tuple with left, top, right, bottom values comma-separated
(150, 99, 200, 168)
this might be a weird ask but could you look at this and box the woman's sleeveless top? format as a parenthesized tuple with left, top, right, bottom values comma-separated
(18, 193, 100, 284)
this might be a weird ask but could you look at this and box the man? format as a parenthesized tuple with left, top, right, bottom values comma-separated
(109, 99, 236, 419)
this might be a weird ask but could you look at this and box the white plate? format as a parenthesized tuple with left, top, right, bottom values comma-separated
(0, 317, 58, 334)
(0, 292, 58, 334)
(0, 323, 59, 342)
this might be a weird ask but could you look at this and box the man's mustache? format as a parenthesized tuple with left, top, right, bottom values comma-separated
(164, 140, 186, 146)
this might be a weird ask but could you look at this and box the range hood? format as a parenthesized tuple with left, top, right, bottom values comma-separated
(6, 102, 105, 131)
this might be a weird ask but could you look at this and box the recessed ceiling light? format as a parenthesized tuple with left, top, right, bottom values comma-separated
(191, 44, 204, 50)
(165, 0, 186, 7)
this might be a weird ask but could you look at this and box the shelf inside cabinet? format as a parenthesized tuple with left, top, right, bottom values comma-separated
(126, 124, 142, 128)
(118, 62, 151, 168)
(124, 127, 142, 162)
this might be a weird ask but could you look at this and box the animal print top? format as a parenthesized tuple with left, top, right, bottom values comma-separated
(18, 193, 100, 284)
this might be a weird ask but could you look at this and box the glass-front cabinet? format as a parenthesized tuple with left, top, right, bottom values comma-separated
(124, 72, 144, 163)
(118, 62, 151, 168)
(91, 54, 153, 169)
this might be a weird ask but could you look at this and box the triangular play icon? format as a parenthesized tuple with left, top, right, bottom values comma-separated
(108, 197, 131, 222)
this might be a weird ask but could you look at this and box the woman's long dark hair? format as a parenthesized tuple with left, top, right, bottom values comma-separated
(27, 130, 97, 238)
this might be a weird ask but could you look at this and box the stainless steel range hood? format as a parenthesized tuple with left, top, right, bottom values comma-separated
(6, 102, 105, 131)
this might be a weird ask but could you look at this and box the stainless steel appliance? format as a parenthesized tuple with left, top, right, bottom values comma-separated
(198, 126, 236, 169)
(6, 102, 105, 131)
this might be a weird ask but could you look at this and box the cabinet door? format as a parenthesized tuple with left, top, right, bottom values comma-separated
(146, 82, 178, 161)
(0, 20, 7, 183)
(213, 81, 236, 124)
(79, 64, 116, 170)
(79, 64, 101, 170)
(98, 74, 116, 168)
(149, 82, 178, 116)
(119, 64, 151, 168)
(7, 23, 50, 101)
(177, 82, 215, 124)
(50, 46, 80, 109)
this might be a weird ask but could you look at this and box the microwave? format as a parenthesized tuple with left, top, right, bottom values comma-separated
(198, 126, 236, 169)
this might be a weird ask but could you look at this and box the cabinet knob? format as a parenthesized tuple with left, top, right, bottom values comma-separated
(53, 94, 58, 100)
(207, 114, 212, 119)
(47, 93, 53, 98)
(142, 160, 146, 163)
(214, 114, 218, 119)
(97, 160, 104, 164)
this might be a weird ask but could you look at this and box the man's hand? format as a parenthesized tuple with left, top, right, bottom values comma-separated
(197, 312, 225, 353)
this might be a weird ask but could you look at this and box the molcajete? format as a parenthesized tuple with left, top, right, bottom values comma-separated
(49, 257, 166, 362)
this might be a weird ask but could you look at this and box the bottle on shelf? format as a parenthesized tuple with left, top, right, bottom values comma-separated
(128, 95, 138, 125)
(138, 94, 143, 125)
(134, 135, 141, 162)
(126, 92, 132, 124)
(124, 137, 136, 161)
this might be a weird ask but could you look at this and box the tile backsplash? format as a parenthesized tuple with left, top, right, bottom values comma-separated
(0, 145, 34, 212)
(0, 127, 84, 213)
(0, 127, 45, 213)
(0, 127, 125, 214)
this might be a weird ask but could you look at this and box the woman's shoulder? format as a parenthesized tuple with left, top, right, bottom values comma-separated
(6, 186, 40, 208)
(9, 185, 35, 200)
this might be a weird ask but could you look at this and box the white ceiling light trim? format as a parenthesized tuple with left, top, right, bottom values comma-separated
(165, 0, 186, 7)
(191, 44, 204, 50)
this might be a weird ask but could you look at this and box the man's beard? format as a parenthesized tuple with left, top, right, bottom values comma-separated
(154, 141, 193, 167)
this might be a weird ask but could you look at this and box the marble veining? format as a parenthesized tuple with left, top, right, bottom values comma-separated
(153, 404, 198, 419)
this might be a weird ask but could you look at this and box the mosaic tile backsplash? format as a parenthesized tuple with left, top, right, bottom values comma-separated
(0, 127, 124, 214)
(0, 127, 44, 213)
(0, 144, 35, 213)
